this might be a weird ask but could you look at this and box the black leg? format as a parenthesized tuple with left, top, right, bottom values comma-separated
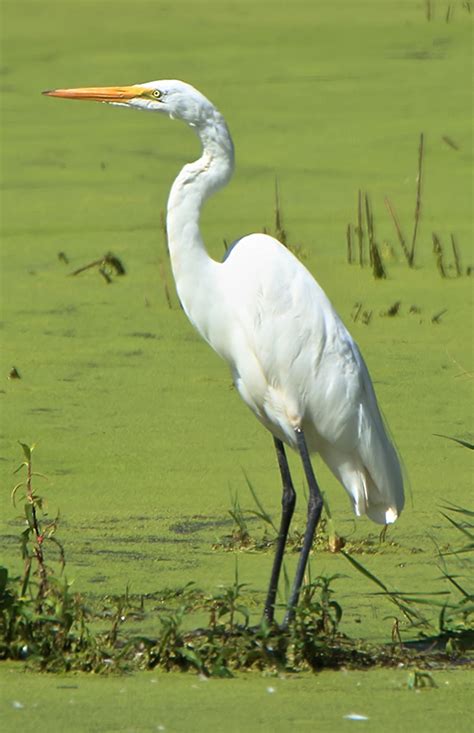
(282, 427, 323, 628)
(263, 437, 296, 623)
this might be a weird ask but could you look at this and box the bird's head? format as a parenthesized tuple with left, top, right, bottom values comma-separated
(43, 79, 216, 128)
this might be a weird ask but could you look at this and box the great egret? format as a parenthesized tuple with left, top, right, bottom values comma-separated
(43, 80, 404, 625)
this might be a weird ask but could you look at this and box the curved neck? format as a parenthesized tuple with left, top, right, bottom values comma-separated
(166, 110, 234, 283)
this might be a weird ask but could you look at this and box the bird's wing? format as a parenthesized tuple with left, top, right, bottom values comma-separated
(219, 233, 404, 523)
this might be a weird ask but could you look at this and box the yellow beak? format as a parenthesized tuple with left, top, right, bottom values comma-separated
(42, 85, 149, 102)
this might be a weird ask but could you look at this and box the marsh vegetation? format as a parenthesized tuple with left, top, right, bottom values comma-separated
(1, 0, 472, 730)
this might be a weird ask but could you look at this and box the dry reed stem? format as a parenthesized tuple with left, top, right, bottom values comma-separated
(274, 178, 288, 246)
(364, 192, 374, 268)
(346, 223, 353, 264)
(410, 133, 424, 267)
(384, 197, 411, 264)
(364, 193, 386, 279)
(159, 261, 173, 309)
(357, 189, 364, 267)
(432, 233, 447, 278)
(450, 234, 462, 276)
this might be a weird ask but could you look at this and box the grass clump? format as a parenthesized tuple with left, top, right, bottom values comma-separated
(348, 133, 471, 279)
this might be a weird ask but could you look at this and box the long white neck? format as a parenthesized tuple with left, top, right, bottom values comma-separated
(166, 109, 234, 337)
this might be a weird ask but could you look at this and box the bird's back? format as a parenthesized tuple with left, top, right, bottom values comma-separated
(215, 233, 404, 524)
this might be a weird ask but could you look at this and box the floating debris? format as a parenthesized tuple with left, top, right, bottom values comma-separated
(442, 135, 459, 151)
(432, 308, 447, 324)
(381, 301, 401, 317)
(71, 252, 126, 282)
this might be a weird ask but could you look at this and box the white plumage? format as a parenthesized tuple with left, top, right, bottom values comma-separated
(44, 78, 404, 623)
(215, 234, 403, 525)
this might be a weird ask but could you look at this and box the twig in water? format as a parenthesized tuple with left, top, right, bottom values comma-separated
(441, 135, 459, 151)
(71, 252, 126, 280)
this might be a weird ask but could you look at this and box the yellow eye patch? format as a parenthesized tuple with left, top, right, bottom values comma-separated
(145, 89, 162, 100)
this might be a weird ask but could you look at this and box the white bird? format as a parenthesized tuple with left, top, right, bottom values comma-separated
(43, 80, 404, 625)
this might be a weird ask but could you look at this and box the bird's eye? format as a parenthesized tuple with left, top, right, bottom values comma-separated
(151, 89, 162, 99)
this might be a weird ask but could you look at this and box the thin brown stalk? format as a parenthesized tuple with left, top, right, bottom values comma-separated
(450, 234, 462, 276)
(346, 224, 353, 264)
(274, 178, 287, 246)
(71, 253, 125, 278)
(410, 133, 424, 267)
(357, 189, 364, 267)
(371, 244, 387, 279)
(364, 193, 386, 279)
(71, 258, 104, 276)
(159, 261, 173, 309)
(159, 210, 170, 262)
(364, 192, 374, 267)
(432, 233, 447, 278)
(384, 197, 411, 264)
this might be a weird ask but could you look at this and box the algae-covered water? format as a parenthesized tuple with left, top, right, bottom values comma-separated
(1, 0, 472, 730)
(1, 663, 472, 733)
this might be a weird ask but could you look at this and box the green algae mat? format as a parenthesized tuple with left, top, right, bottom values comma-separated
(1, 665, 473, 733)
(1, 0, 472, 730)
